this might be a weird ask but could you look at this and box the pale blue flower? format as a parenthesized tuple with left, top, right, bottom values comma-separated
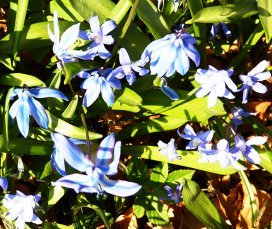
(9, 87, 68, 138)
(159, 184, 183, 204)
(231, 107, 257, 130)
(110, 48, 149, 85)
(52, 133, 141, 197)
(51, 133, 86, 176)
(79, 68, 121, 107)
(234, 135, 267, 164)
(2, 191, 42, 229)
(78, 16, 116, 60)
(157, 138, 181, 161)
(238, 60, 271, 103)
(195, 65, 237, 107)
(141, 25, 200, 77)
(211, 23, 231, 38)
(178, 124, 214, 149)
(48, 11, 82, 64)
(198, 139, 243, 169)
(0, 177, 8, 191)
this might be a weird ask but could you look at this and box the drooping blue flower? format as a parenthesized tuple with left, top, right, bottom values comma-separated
(9, 86, 68, 138)
(78, 16, 116, 60)
(51, 133, 86, 176)
(79, 68, 121, 107)
(0, 177, 8, 191)
(231, 107, 257, 130)
(160, 78, 180, 100)
(198, 139, 243, 169)
(48, 11, 82, 64)
(141, 25, 200, 77)
(178, 124, 214, 149)
(238, 60, 271, 104)
(195, 65, 237, 107)
(159, 184, 183, 204)
(51, 133, 141, 197)
(210, 23, 232, 38)
(157, 138, 181, 161)
(2, 191, 42, 229)
(110, 48, 149, 85)
(234, 135, 267, 164)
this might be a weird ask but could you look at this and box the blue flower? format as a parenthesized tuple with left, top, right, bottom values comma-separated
(210, 23, 231, 38)
(195, 65, 237, 107)
(51, 133, 141, 197)
(234, 135, 266, 164)
(78, 16, 116, 60)
(2, 191, 42, 229)
(51, 133, 86, 176)
(231, 107, 257, 130)
(157, 138, 181, 161)
(110, 48, 149, 85)
(159, 184, 183, 204)
(238, 60, 271, 104)
(198, 139, 243, 169)
(9, 86, 68, 138)
(160, 78, 180, 100)
(79, 68, 121, 107)
(0, 177, 8, 191)
(178, 124, 214, 149)
(141, 25, 200, 77)
(48, 11, 82, 64)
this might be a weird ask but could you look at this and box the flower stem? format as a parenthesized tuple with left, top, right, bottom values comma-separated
(238, 170, 258, 227)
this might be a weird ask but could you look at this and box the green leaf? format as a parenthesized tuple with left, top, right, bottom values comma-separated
(70, 0, 115, 22)
(127, 157, 149, 183)
(129, 0, 170, 39)
(110, 0, 131, 24)
(146, 195, 169, 225)
(43, 222, 74, 229)
(12, 0, 29, 56)
(0, 55, 14, 70)
(257, 0, 272, 42)
(166, 169, 195, 183)
(47, 110, 102, 140)
(133, 201, 145, 218)
(150, 162, 168, 184)
(48, 186, 66, 209)
(73, 203, 112, 229)
(183, 179, 230, 228)
(40, 161, 53, 179)
(112, 101, 140, 113)
(122, 145, 237, 175)
(116, 115, 186, 139)
(115, 87, 142, 106)
(259, 149, 272, 174)
(0, 73, 45, 87)
(0, 136, 52, 155)
(50, 0, 84, 22)
(61, 95, 79, 119)
(186, 0, 258, 24)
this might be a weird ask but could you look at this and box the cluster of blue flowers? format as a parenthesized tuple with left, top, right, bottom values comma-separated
(4, 7, 271, 227)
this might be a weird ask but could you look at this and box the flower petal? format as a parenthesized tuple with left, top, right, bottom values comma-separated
(99, 175, 141, 197)
(101, 20, 116, 35)
(119, 48, 131, 65)
(248, 60, 269, 77)
(28, 97, 48, 129)
(51, 133, 89, 172)
(89, 16, 101, 34)
(16, 98, 30, 138)
(101, 80, 114, 106)
(29, 88, 68, 100)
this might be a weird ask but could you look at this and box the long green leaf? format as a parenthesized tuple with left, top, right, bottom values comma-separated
(186, 0, 258, 24)
(122, 145, 237, 175)
(0, 73, 45, 87)
(129, 0, 170, 38)
(183, 179, 230, 228)
(47, 110, 102, 140)
(257, 0, 272, 42)
(12, 0, 29, 56)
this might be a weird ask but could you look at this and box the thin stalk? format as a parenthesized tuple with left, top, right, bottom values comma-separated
(238, 170, 258, 227)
